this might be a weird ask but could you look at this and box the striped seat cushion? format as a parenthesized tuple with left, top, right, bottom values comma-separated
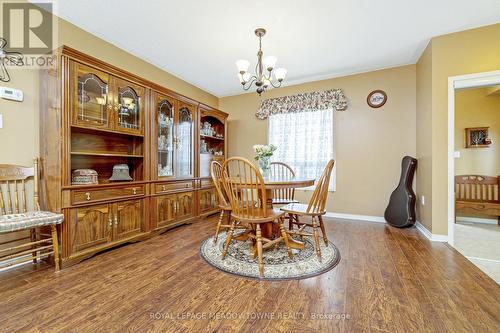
(0, 211, 64, 233)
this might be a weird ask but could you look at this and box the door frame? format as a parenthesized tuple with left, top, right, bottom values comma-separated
(447, 70, 500, 246)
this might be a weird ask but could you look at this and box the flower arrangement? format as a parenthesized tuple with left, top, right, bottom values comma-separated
(253, 144, 277, 177)
(253, 144, 277, 161)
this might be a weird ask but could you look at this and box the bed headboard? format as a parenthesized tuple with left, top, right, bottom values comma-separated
(455, 175, 500, 203)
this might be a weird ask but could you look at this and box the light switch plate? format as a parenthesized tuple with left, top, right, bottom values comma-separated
(0, 114, 3, 128)
(454, 151, 461, 158)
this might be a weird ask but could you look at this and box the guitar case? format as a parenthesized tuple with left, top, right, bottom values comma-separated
(384, 156, 417, 228)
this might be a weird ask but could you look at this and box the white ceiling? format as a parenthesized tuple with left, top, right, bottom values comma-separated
(51, 0, 500, 97)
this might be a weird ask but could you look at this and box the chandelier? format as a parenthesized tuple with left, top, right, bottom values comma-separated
(236, 28, 287, 95)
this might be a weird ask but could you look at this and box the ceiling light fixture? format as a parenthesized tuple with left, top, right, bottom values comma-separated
(236, 28, 287, 95)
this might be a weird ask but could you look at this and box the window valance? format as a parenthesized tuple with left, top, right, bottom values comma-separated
(255, 89, 348, 120)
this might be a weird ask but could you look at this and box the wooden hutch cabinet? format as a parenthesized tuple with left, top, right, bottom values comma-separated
(197, 104, 228, 217)
(40, 46, 227, 267)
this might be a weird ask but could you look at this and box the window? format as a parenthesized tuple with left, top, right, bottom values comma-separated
(268, 109, 335, 190)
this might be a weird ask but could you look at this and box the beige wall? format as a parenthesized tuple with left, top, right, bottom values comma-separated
(0, 2, 218, 166)
(415, 23, 500, 235)
(416, 42, 433, 231)
(220, 65, 416, 217)
(455, 88, 500, 176)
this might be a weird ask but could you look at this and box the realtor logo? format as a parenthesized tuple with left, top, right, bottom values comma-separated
(2, 1, 53, 54)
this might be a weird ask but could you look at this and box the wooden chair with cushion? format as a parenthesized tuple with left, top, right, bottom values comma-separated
(210, 160, 235, 244)
(221, 157, 293, 277)
(0, 159, 64, 271)
(280, 160, 335, 260)
(269, 162, 299, 205)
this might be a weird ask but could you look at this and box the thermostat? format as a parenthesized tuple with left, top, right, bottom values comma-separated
(0, 86, 24, 102)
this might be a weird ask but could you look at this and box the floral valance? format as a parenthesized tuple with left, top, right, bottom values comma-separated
(255, 89, 348, 119)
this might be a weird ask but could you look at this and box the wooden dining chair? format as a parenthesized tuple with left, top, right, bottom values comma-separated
(210, 160, 235, 244)
(0, 158, 64, 271)
(269, 162, 299, 205)
(280, 160, 335, 260)
(221, 157, 293, 277)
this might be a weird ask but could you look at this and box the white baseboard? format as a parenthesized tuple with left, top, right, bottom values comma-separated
(323, 212, 449, 243)
(456, 216, 498, 225)
(415, 221, 448, 242)
(466, 256, 500, 264)
(324, 212, 386, 223)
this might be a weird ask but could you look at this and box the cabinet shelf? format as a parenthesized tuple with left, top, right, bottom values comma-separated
(71, 125, 144, 138)
(71, 151, 144, 158)
(200, 153, 224, 157)
(200, 134, 224, 141)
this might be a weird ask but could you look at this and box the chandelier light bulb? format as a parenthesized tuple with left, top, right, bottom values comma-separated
(263, 56, 277, 71)
(274, 68, 287, 81)
(236, 59, 250, 73)
(263, 79, 271, 87)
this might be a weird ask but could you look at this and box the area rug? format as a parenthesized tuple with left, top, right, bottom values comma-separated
(200, 232, 341, 280)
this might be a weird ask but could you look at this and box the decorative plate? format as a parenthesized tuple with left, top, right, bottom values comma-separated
(367, 90, 387, 108)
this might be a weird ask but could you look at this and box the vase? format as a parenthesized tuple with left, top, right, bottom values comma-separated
(258, 156, 270, 178)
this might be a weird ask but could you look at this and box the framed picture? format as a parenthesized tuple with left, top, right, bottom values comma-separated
(367, 90, 387, 108)
(465, 127, 491, 148)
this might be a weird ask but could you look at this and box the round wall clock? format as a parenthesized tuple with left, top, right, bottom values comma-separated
(367, 90, 387, 108)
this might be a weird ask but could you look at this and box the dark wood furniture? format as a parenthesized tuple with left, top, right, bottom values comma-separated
(465, 127, 491, 148)
(39, 46, 227, 268)
(0, 159, 63, 271)
(281, 160, 335, 259)
(455, 175, 500, 225)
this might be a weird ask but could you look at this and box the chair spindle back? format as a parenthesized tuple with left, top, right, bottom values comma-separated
(0, 158, 40, 215)
(210, 160, 229, 207)
(269, 162, 296, 202)
(222, 157, 267, 220)
(307, 160, 335, 214)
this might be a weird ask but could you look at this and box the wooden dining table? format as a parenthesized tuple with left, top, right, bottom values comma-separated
(261, 175, 315, 250)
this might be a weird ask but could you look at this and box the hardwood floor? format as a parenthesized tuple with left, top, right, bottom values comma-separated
(1, 216, 499, 333)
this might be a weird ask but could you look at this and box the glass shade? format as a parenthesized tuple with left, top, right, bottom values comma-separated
(274, 68, 287, 81)
(238, 72, 252, 83)
(263, 56, 277, 70)
(236, 59, 250, 73)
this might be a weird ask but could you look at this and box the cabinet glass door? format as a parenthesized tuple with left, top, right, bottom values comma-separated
(72, 62, 111, 129)
(113, 78, 144, 135)
(177, 104, 194, 178)
(157, 96, 175, 178)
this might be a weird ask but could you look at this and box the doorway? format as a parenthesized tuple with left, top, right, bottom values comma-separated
(448, 70, 500, 283)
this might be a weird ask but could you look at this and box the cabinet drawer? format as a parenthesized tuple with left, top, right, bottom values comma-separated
(200, 179, 213, 188)
(72, 185, 145, 204)
(155, 181, 193, 194)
